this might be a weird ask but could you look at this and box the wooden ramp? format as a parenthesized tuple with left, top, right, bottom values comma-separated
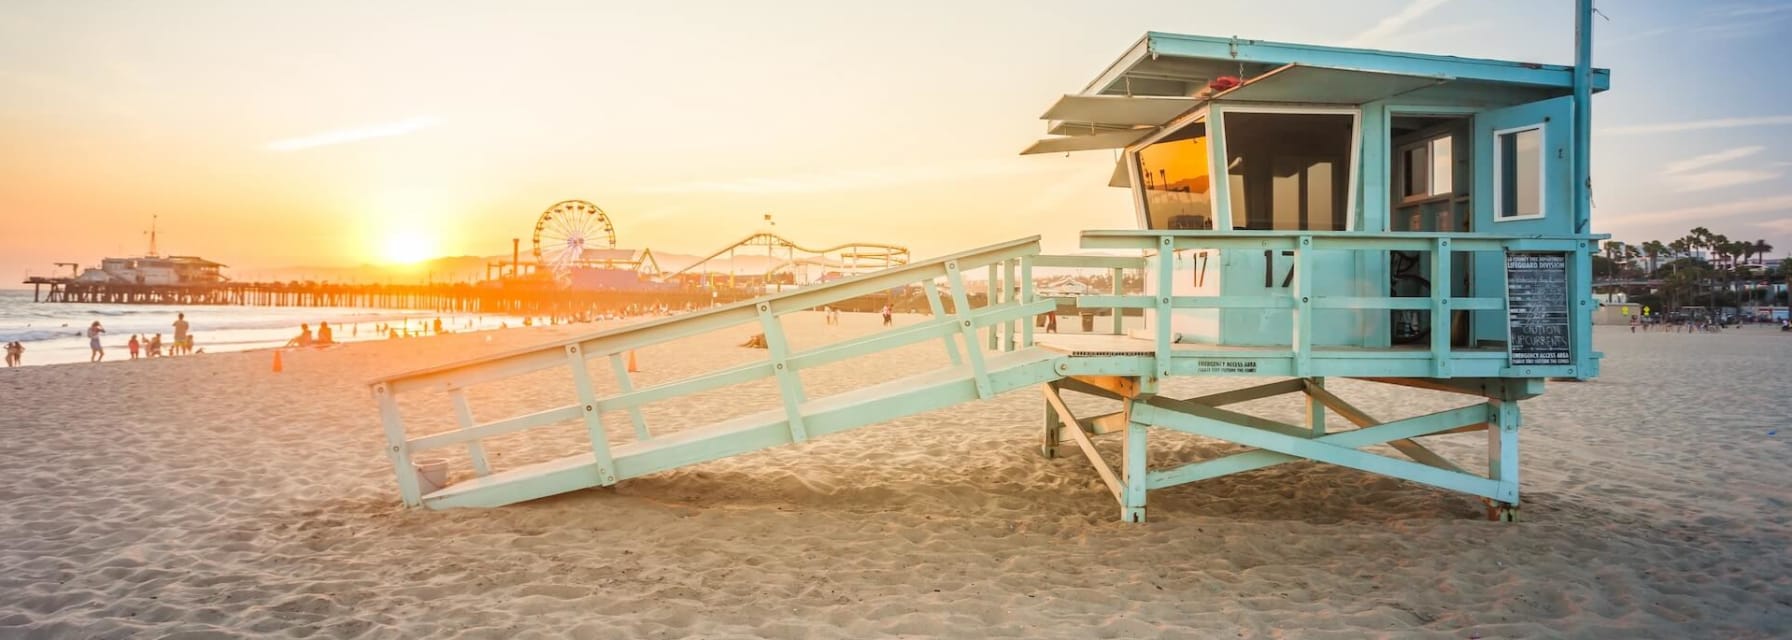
(371, 236, 1063, 511)
(421, 348, 1060, 509)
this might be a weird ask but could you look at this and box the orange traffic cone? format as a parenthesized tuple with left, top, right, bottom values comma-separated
(627, 350, 639, 373)
(272, 350, 283, 373)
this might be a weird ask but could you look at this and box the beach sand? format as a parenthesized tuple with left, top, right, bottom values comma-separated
(2, 315, 1788, 639)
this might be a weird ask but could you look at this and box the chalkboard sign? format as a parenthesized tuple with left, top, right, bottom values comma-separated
(1505, 253, 1571, 366)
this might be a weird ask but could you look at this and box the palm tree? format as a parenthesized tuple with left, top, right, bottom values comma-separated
(1642, 240, 1666, 276)
(1754, 239, 1774, 266)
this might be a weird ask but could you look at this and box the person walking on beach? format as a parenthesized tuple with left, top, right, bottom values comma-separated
(128, 335, 141, 360)
(172, 313, 190, 356)
(881, 303, 893, 327)
(1045, 309, 1058, 333)
(87, 321, 106, 362)
(317, 321, 334, 345)
(4, 341, 22, 367)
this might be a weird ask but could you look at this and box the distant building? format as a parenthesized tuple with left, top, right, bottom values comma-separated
(76, 255, 227, 285)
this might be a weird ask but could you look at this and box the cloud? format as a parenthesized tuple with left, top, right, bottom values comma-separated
(629, 159, 1060, 195)
(1601, 114, 1792, 136)
(1606, 193, 1792, 225)
(1713, 3, 1792, 18)
(1757, 217, 1792, 234)
(266, 116, 445, 152)
(1346, 0, 1452, 46)
(1662, 146, 1763, 175)
(1658, 146, 1779, 192)
(1666, 169, 1781, 193)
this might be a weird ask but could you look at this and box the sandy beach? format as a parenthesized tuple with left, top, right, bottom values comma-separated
(2, 314, 1788, 639)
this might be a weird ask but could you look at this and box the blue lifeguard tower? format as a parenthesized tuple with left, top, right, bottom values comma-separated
(369, 9, 1605, 522)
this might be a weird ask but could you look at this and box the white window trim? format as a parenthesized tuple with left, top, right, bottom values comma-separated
(1492, 123, 1547, 223)
(1209, 103, 1362, 232)
(1127, 108, 1212, 231)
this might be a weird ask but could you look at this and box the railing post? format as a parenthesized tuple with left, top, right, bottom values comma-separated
(564, 344, 619, 485)
(608, 352, 651, 441)
(757, 302, 810, 443)
(1569, 242, 1593, 379)
(1153, 236, 1174, 381)
(1292, 236, 1314, 377)
(987, 263, 1001, 351)
(374, 383, 423, 507)
(447, 388, 492, 476)
(1020, 257, 1035, 348)
(945, 260, 994, 399)
(1430, 237, 1453, 378)
(1111, 266, 1124, 335)
(922, 278, 963, 365)
(1003, 258, 1018, 352)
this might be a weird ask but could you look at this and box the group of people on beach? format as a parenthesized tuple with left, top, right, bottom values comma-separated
(286, 321, 336, 347)
(84, 312, 196, 363)
(4, 341, 22, 367)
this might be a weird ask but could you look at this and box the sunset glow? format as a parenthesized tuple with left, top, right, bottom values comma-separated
(380, 231, 437, 265)
(0, 2, 1787, 281)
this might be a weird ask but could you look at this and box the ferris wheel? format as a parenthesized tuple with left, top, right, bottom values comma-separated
(532, 200, 617, 280)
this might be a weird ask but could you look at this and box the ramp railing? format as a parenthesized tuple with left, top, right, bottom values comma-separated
(1074, 230, 1602, 379)
(370, 236, 1055, 507)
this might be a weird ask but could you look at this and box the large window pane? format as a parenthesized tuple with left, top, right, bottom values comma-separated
(1498, 127, 1541, 218)
(1137, 123, 1212, 230)
(1223, 112, 1354, 230)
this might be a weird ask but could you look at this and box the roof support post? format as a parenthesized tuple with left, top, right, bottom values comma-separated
(1572, 0, 1594, 235)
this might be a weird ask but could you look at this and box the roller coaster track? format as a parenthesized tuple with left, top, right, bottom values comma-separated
(660, 232, 911, 281)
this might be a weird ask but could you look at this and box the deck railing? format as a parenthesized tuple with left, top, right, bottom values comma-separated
(370, 236, 1055, 507)
(1062, 230, 1601, 380)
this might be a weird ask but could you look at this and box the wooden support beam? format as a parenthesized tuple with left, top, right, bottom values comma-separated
(757, 302, 808, 443)
(1305, 377, 1326, 437)
(374, 383, 423, 507)
(608, 352, 651, 441)
(945, 261, 994, 398)
(564, 344, 618, 485)
(1303, 380, 1466, 474)
(448, 388, 493, 476)
(921, 278, 962, 366)
(1182, 378, 1307, 407)
(1137, 402, 1499, 497)
(1357, 376, 1545, 400)
(1043, 381, 1123, 502)
(1122, 411, 1148, 523)
(1064, 375, 1140, 399)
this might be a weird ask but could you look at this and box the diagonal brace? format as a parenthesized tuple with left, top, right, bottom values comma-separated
(1136, 402, 1505, 500)
(1304, 380, 1464, 474)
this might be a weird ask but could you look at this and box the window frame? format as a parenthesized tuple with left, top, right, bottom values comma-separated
(1127, 107, 1214, 230)
(1397, 134, 1454, 202)
(1209, 104, 1362, 232)
(1492, 123, 1547, 223)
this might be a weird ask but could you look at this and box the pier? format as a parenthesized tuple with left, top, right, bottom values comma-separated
(20, 277, 762, 316)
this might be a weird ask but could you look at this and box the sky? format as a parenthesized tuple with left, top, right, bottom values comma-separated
(2, 0, 1790, 283)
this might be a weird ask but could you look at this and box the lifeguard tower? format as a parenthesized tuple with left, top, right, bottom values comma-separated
(368, 9, 1605, 522)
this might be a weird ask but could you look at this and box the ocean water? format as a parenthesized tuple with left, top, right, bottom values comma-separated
(0, 289, 534, 367)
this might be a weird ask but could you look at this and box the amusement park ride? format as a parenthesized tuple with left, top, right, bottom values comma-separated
(513, 199, 910, 292)
(372, 4, 1605, 523)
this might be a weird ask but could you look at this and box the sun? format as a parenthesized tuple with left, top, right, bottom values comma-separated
(381, 231, 437, 264)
